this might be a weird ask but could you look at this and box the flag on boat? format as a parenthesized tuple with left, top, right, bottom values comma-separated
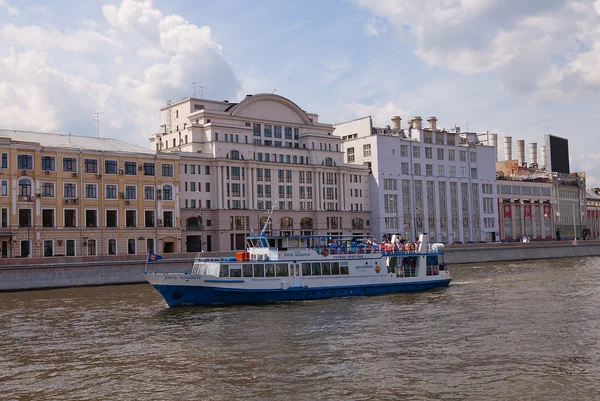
(147, 252, 163, 262)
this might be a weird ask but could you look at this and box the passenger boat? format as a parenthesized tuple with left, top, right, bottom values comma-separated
(145, 221, 451, 307)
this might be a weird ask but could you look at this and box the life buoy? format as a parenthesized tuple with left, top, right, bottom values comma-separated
(375, 265, 381, 273)
(408, 243, 416, 251)
(321, 248, 329, 257)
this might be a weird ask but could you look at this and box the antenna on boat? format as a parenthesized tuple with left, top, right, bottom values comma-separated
(260, 205, 276, 236)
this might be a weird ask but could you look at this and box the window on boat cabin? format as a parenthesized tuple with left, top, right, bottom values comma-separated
(276, 263, 288, 276)
(340, 263, 349, 275)
(243, 264, 253, 277)
(331, 262, 340, 275)
(322, 262, 331, 275)
(311, 263, 321, 276)
(265, 264, 275, 277)
(254, 264, 265, 277)
(230, 267, 242, 277)
(387, 257, 399, 274)
(302, 263, 311, 276)
(219, 265, 229, 277)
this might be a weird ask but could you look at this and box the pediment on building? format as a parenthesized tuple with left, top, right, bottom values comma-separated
(230, 94, 313, 125)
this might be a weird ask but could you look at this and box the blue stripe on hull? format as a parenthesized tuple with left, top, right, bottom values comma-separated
(152, 280, 451, 307)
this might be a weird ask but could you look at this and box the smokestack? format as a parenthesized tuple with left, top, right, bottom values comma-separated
(529, 142, 538, 166)
(516, 139, 525, 166)
(504, 136, 512, 161)
(490, 133, 499, 162)
(427, 116, 437, 130)
(540, 145, 547, 169)
(391, 116, 402, 130)
(412, 116, 422, 129)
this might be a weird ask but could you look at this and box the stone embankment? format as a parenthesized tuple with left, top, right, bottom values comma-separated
(1, 241, 599, 291)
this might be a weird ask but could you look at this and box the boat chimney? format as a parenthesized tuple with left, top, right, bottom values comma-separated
(391, 116, 402, 130)
(516, 139, 525, 166)
(540, 145, 547, 169)
(489, 133, 498, 162)
(504, 136, 512, 161)
(529, 142, 538, 167)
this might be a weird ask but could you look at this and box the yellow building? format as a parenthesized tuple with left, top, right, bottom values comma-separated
(0, 130, 180, 258)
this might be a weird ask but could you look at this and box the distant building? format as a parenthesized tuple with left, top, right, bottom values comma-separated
(0, 130, 180, 258)
(149, 94, 370, 252)
(586, 189, 600, 239)
(334, 115, 498, 243)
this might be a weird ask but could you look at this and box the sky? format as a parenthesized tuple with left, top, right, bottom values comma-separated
(1, 0, 599, 186)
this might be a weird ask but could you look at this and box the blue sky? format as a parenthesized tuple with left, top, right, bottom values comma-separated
(1, 0, 600, 185)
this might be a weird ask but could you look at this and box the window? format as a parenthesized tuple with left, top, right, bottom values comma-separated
(124, 161, 137, 175)
(425, 148, 432, 159)
(105, 160, 118, 174)
(483, 198, 494, 214)
(108, 239, 117, 255)
(125, 185, 136, 199)
(85, 184, 97, 199)
(18, 178, 32, 196)
(426, 164, 433, 176)
(85, 210, 97, 227)
(144, 186, 155, 200)
(205, 183, 210, 192)
(448, 149, 455, 161)
(127, 239, 136, 255)
(460, 151, 466, 162)
(64, 210, 76, 227)
(449, 166, 456, 177)
(400, 145, 408, 157)
(42, 209, 54, 227)
(284, 127, 292, 139)
(88, 239, 96, 256)
(414, 163, 421, 176)
(484, 217, 495, 228)
(145, 210, 155, 227)
(1, 153, 6, 168)
(347, 147, 355, 163)
(437, 149, 444, 160)
(84, 159, 98, 173)
(126, 210, 137, 227)
(162, 163, 174, 177)
(438, 165, 445, 177)
(401, 162, 409, 175)
(143, 162, 155, 176)
(43, 240, 53, 257)
(41, 156, 55, 171)
(461, 167, 467, 177)
(471, 168, 478, 179)
(253, 123, 261, 136)
(163, 185, 173, 200)
(106, 184, 117, 199)
(18, 154, 33, 170)
(163, 211, 174, 228)
(18, 209, 31, 228)
(66, 239, 75, 256)
(205, 166, 210, 175)
(63, 157, 77, 172)
(383, 179, 397, 191)
(264, 125, 272, 137)
(363, 144, 371, 157)
(470, 151, 477, 163)
(147, 238, 155, 254)
(106, 210, 118, 227)
(413, 146, 420, 158)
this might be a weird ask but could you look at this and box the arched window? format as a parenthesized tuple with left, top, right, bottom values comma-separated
(230, 150, 240, 160)
(18, 178, 32, 197)
(352, 218, 364, 230)
(280, 217, 293, 230)
(300, 217, 313, 229)
(324, 158, 333, 166)
(162, 185, 173, 200)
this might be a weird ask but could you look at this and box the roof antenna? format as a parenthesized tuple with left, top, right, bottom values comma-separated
(272, 89, 276, 94)
(192, 82, 205, 98)
(94, 112, 103, 138)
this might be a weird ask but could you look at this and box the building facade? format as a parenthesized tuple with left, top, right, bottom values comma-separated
(149, 94, 371, 252)
(586, 189, 600, 239)
(0, 130, 180, 258)
(334, 116, 498, 243)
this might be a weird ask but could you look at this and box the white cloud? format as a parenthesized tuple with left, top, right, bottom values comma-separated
(355, 0, 600, 101)
(346, 101, 410, 127)
(0, 0, 19, 15)
(0, 0, 241, 145)
(363, 16, 390, 37)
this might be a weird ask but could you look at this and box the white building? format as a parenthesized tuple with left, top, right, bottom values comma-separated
(334, 115, 498, 243)
(149, 94, 370, 252)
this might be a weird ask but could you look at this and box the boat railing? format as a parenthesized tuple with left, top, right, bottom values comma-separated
(289, 242, 443, 256)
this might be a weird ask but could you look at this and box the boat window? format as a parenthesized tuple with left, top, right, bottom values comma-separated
(230, 267, 242, 277)
(322, 262, 331, 275)
(276, 263, 289, 277)
(253, 264, 265, 277)
(265, 263, 275, 277)
(219, 265, 229, 277)
(242, 264, 253, 277)
(311, 263, 321, 276)
(426, 255, 438, 266)
(331, 262, 340, 275)
(302, 263, 311, 276)
(387, 257, 398, 273)
(339, 263, 349, 275)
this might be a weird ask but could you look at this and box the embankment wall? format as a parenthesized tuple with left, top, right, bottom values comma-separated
(1, 241, 599, 291)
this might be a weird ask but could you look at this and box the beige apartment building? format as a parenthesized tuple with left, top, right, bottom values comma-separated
(0, 130, 180, 258)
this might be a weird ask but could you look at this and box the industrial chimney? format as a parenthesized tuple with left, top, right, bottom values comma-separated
(391, 116, 402, 130)
(529, 142, 538, 167)
(504, 136, 512, 161)
(540, 146, 547, 169)
(412, 116, 423, 129)
(427, 116, 437, 130)
(489, 133, 499, 162)
(516, 139, 525, 166)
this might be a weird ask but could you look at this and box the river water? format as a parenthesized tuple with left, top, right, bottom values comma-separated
(1, 257, 600, 400)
